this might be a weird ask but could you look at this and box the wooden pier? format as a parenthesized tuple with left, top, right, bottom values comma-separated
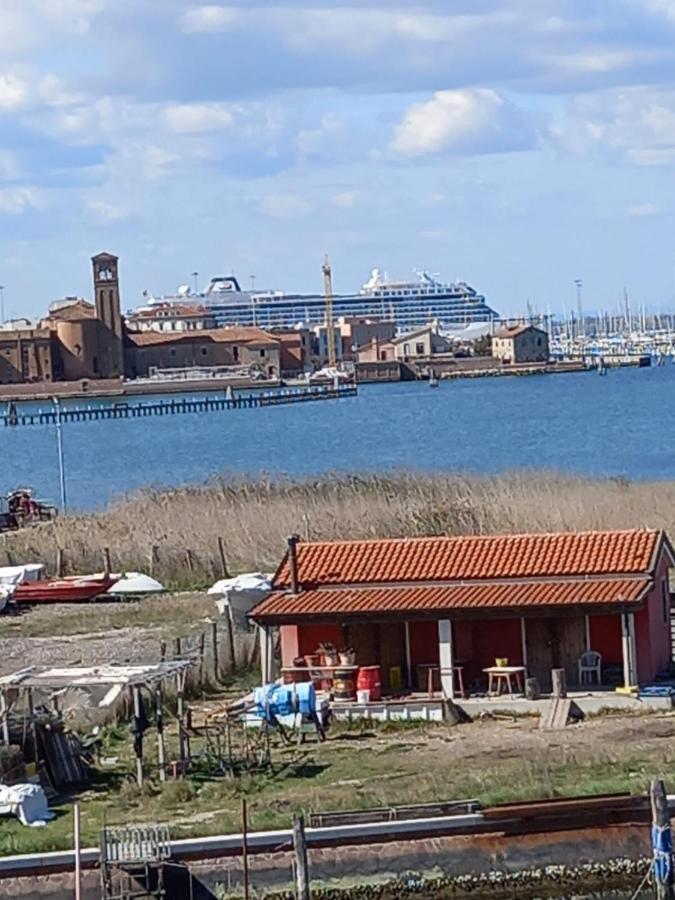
(1, 384, 357, 427)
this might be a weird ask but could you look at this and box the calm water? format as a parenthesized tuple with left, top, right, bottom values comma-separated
(1, 364, 674, 510)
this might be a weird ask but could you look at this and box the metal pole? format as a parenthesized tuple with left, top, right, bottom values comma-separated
(53, 398, 67, 512)
(651, 778, 674, 899)
(242, 797, 250, 900)
(74, 802, 82, 900)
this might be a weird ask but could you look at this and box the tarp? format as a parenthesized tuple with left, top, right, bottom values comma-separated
(209, 573, 272, 627)
(105, 572, 165, 595)
(0, 564, 44, 586)
(0, 784, 54, 827)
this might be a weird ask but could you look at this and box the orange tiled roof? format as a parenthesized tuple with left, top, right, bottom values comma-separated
(250, 577, 651, 623)
(273, 530, 662, 590)
(127, 327, 278, 347)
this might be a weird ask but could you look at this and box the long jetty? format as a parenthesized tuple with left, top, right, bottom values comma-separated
(1, 384, 357, 427)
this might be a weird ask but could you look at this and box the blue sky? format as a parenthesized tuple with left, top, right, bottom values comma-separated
(2, 0, 675, 319)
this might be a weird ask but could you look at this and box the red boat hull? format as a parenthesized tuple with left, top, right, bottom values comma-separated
(13, 576, 117, 604)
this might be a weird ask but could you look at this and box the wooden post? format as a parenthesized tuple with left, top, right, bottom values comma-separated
(132, 686, 143, 786)
(74, 802, 82, 900)
(176, 671, 186, 770)
(174, 636, 182, 659)
(102, 547, 111, 578)
(198, 632, 206, 685)
(242, 798, 250, 900)
(217, 537, 230, 578)
(225, 604, 236, 672)
(621, 611, 638, 688)
(149, 545, 159, 578)
(56, 548, 65, 578)
(211, 620, 220, 681)
(551, 668, 567, 699)
(27, 688, 38, 765)
(651, 778, 674, 899)
(404, 621, 412, 689)
(159, 640, 166, 661)
(0, 690, 9, 746)
(155, 685, 166, 783)
(293, 814, 310, 900)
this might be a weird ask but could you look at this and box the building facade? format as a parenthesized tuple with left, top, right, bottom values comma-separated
(126, 304, 216, 334)
(0, 327, 53, 383)
(251, 529, 673, 696)
(126, 327, 281, 378)
(492, 324, 549, 364)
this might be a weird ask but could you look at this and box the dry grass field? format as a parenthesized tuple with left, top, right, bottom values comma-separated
(0, 472, 672, 587)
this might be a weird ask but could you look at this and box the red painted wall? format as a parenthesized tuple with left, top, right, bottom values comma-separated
(408, 621, 439, 667)
(280, 625, 299, 668)
(588, 614, 622, 666)
(635, 552, 672, 683)
(471, 618, 523, 681)
(280, 623, 346, 667)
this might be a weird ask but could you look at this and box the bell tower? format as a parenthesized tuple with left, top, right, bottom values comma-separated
(92, 252, 124, 378)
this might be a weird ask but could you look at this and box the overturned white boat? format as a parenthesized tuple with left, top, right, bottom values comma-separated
(208, 572, 272, 627)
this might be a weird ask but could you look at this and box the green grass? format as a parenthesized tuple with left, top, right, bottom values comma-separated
(2, 715, 675, 856)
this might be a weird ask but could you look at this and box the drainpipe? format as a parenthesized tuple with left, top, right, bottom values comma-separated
(287, 534, 301, 594)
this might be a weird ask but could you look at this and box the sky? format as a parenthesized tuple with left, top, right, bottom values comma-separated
(2, 0, 675, 320)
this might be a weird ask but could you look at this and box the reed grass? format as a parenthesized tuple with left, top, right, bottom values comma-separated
(0, 471, 673, 586)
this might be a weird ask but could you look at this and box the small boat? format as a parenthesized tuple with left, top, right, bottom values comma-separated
(12, 575, 117, 604)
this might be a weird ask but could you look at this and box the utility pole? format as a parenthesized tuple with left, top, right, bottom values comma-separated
(53, 398, 67, 512)
(322, 256, 337, 368)
(574, 279, 584, 339)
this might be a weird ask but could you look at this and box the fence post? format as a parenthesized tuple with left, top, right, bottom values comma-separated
(225, 605, 236, 673)
(102, 547, 112, 579)
(198, 632, 206, 685)
(293, 814, 310, 900)
(149, 545, 159, 578)
(56, 548, 65, 577)
(211, 620, 220, 681)
(217, 537, 230, 578)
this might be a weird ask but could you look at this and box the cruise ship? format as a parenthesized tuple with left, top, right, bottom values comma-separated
(141, 269, 499, 332)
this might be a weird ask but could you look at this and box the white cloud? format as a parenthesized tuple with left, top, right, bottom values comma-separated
(628, 202, 660, 217)
(180, 5, 241, 33)
(553, 87, 675, 165)
(0, 187, 41, 214)
(260, 192, 312, 219)
(391, 88, 535, 157)
(162, 103, 234, 134)
(332, 192, 356, 208)
(0, 73, 28, 112)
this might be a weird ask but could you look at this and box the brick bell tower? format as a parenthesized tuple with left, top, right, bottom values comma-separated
(92, 252, 125, 378)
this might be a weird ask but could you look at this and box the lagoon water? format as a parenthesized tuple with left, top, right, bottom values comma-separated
(2, 364, 675, 511)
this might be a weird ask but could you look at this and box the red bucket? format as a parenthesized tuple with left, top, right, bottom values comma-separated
(357, 666, 382, 702)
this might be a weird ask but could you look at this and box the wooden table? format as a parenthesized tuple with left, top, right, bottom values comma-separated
(483, 666, 526, 696)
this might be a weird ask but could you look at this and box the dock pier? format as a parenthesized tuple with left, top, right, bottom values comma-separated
(1, 384, 357, 427)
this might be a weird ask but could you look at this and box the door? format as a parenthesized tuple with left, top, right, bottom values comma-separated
(525, 617, 586, 691)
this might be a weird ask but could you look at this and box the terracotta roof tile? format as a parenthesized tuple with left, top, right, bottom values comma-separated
(274, 530, 661, 589)
(127, 327, 278, 347)
(251, 577, 651, 623)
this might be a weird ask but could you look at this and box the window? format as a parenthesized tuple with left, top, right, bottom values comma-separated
(201, 347, 208, 356)
(233, 346, 239, 362)
(403, 342, 410, 356)
(662, 577, 670, 625)
(415, 342, 425, 355)
(260, 349, 266, 358)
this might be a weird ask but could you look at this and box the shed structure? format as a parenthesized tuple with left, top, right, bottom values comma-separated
(250, 529, 674, 697)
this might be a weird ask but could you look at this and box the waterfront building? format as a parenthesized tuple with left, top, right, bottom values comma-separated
(492, 324, 549, 364)
(126, 327, 281, 379)
(251, 529, 673, 696)
(126, 303, 216, 334)
(0, 325, 54, 384)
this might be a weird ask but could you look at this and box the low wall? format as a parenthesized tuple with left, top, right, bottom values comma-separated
(0, 823, 652, 899)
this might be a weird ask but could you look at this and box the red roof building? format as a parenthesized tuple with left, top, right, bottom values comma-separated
(250, 529, 674, 697)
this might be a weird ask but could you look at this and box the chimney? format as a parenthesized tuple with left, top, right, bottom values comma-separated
(287, 534, 301, 594)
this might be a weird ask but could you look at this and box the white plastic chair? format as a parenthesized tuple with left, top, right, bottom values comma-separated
(578, 650, 602, 686)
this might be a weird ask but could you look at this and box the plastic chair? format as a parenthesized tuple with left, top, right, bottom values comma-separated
(578, 650, 602, 686)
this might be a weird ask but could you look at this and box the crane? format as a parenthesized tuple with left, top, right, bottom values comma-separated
(322, 255, 337, 368)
